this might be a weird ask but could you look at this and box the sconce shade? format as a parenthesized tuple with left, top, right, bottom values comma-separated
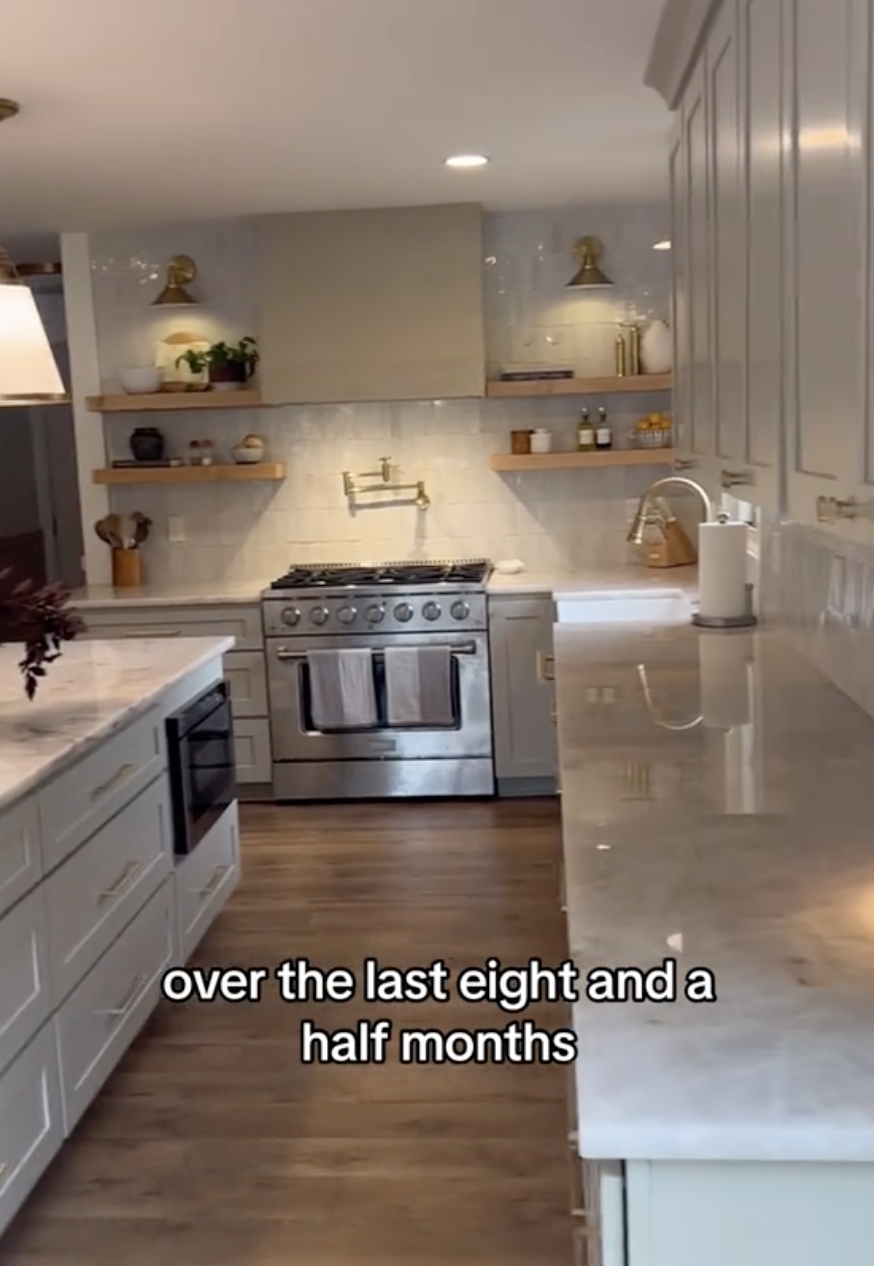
(0, 275, 65, 402)
(567, 235, 614, 288)
(152, 254, 199, 306)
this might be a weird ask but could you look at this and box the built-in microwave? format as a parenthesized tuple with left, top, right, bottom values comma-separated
(166, 680, 237, 855)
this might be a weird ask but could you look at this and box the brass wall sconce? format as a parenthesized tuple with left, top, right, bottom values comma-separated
(566, 235, 614, 288)
(152, 254, 199, 306)
(343, 457, 430, 510)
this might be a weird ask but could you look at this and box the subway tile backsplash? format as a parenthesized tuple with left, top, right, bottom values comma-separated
(107, 396, 672, 583)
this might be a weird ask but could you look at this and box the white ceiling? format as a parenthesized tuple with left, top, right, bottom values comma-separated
(1, 0, 669, 237)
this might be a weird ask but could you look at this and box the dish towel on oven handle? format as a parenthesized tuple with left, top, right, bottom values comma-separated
(307, 648, 378, 730)
(384, 645, 454, 727)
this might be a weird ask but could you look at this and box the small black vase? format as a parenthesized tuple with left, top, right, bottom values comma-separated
(130, 427, 165, 462)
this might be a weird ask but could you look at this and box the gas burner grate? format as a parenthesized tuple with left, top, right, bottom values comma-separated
(269, 559, 491, 590)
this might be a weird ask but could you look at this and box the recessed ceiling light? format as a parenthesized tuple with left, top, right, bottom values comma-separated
(444, 154, 489, 169)
(653, 239, 672, 251)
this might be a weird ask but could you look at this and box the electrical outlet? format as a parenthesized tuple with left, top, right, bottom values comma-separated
(625, 498, 641, 524)
(167, 515, 186, 543)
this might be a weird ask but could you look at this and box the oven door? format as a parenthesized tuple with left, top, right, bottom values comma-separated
(267, 631, 492, 762)
(169, 685, 237, 854)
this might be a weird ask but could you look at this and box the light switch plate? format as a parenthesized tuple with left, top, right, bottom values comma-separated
(167, 515, 186, 543)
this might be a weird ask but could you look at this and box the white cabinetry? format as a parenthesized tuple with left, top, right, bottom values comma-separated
(56, 880, 175, 1133)
(0, 660, 239, 1240)
(488, 596, 557, 795)
(76, 601, 272, 791)
(783, 0, 870, 531)
(175, 802, 240, 961)
(0, 1023, 63, 1236)
(670, 0, 781, 509)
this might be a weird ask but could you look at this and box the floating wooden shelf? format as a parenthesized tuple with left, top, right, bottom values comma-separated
(86, 390, 264, 412)
(92, 462, 286, 485)
(485, 374, 672, 399)
(490, 449, 675, 472)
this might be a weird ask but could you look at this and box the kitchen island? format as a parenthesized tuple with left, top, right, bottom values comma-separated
(554, 578, 874, 1264)
(0, 637, 240, 1238)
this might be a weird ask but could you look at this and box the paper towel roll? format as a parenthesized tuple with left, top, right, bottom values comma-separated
(697, 521, 749, 620)
(699, 632, 753, 728)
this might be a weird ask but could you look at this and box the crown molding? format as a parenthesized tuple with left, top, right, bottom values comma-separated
(644, 0, 723, 109)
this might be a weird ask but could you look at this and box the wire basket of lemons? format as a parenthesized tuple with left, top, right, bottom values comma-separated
(632, 412, 672, 448)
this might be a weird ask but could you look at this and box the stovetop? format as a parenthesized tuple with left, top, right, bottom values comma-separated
(268, 559, 492, 591)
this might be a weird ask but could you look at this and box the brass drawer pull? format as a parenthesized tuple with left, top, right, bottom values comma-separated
(90, 762, 138, 801)
(537, 651, 555, 682)
(198, 864, 231, 898)
(113, 629, 182, 638)
(97, 973, 147, 1020)
(98, 859, 143, 902)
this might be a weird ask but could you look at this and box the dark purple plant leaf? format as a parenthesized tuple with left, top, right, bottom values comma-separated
(0, 578, 86, 699)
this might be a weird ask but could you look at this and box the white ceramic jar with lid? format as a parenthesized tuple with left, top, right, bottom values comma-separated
(530, 428, 553, 453)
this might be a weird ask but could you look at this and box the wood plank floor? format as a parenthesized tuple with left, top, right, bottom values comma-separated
(4, 799, 572, 1265)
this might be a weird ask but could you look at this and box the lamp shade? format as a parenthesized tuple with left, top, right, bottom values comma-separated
(0, 283, 65, 399)
(567, 235, 614, 288)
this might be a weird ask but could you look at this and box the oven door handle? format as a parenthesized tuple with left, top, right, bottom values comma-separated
(275, 641, 478, 660)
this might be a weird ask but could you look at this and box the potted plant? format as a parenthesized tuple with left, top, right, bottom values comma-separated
(175, 336, 260, 392)
(0, 571, 84, 699)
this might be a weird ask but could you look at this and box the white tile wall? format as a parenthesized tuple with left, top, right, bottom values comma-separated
(761, 521, 874, 723)
(86, 205, 674, 585)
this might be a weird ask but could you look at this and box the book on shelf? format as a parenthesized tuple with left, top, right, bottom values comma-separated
(111, 459, 184, 468)
(498, 368, 574, 382)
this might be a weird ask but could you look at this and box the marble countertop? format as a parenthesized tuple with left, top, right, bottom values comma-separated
(69, 580, 268, 608)
(557, 584, 874, 1163)
(487, 564, 698, 596)
(0, 637, 233, 812)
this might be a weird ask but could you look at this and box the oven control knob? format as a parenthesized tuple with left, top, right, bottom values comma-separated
(309, 606, 329, 626)
(337, 605, 357, 625)
(450, 601, 470, 621)
(365, 604, 385, 624)
(281, 606, 301, 627)
(394, 603, 414, 623)
(422, 601, 441, 622)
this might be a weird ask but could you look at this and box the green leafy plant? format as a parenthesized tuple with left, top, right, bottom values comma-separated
(175, 336, 259, 377)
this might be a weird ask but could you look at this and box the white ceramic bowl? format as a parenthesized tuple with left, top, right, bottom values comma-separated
(232, 444, 264, 464)
(117, 366, 162, 394)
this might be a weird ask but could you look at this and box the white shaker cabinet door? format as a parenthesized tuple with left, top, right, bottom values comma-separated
(737, 0, 782, 511)
(669, 118, 694, 468)
(784, 0, 869, 531)
(709, 0, 747, 480)
(685, 58, 716, 469)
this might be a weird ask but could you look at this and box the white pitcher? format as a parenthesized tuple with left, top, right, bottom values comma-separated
(640, 319, 672, 374)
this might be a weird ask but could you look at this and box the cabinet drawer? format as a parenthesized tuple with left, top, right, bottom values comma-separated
(233, 717, 272, 784)
(45, 776, 172, 1003)
(79, 603, 263, 651)
(224, 650, 268, 718)
(39, 709, 165, 873)
(0, 888, 52, 1077)
(0, 1022, 64, 1238)
(176, 803, 240, 961)
(0, 796, 42, 918)
(56, 879, 175, 1133)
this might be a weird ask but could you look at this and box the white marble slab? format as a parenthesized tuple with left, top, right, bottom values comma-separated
(0, 637, 233, 812)
(487, 563, 698, 597)
(69, 581, 268, 608)
(556, 586, 874, 1163)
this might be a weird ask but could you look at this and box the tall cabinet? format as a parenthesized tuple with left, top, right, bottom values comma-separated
(655, 0, 786, 519)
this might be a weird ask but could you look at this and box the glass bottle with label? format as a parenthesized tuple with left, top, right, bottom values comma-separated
(578, 407, 595, 451)
(595, 407, 613, 451)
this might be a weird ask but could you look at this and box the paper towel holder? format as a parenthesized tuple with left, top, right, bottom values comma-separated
(692, 582, 757, 629)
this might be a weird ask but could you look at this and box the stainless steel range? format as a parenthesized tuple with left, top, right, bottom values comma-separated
(262, 560, 494, 800)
